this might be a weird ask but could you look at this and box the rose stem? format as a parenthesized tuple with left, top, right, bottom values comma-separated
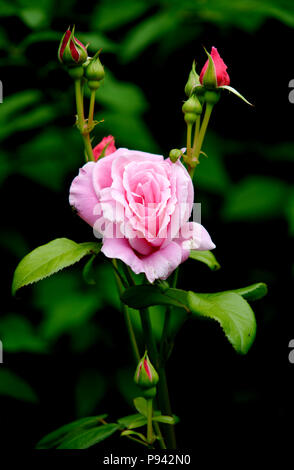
(191, 115, 200, 157)
(192, 102, 214, 165)
(147, 398, 153, 445)
(88, 89, 96, 129)
(186, 122, 192, 158)
(74, 78, 95, 162)
(112, 260, 140, 363)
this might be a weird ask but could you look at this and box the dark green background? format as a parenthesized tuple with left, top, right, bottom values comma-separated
(0, 0, 293, 451)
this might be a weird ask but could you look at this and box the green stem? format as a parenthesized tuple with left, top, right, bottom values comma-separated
(147, 399, 153, 445)
(192, 102, 214, 164)
(139, 308, 158, 368)
(186, 122, 192, 158)
(157, 367, 177, 449)
(88, 90, 96, 130)
(192, 115, 200, 155)
(74, 79, 95, 162)
(153, 422, 167, 449)
(112, 260, 140, 363)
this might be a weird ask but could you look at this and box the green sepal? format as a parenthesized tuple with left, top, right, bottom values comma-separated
(219, 85, 253, 106)
(185, 60, 200, 97)
(202, 48, 217, 88)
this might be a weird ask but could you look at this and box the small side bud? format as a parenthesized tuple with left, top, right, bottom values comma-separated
(93, 135, 116, 161)
(185, 60, 201, 97)
(85, 50, 105, 90)
(134, 352, 159, 398)
(182, 94, 202, 115)
(169, 149, 182, 163)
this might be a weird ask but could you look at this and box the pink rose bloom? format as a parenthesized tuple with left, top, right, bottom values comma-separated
(93, 135, 117, 161)
(69, 148, 215, 283)
(200, 46, 230, 87)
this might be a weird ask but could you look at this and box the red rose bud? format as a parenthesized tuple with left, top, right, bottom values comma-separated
(200, 47, 230, 88)
(93, 136, 116, 161)
(58, 26, 88, 66)
(134, 352, 159, 391)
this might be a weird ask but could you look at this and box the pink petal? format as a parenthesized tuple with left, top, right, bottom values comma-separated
(69, 162, 98, 227)
(180, 222, 216, 251)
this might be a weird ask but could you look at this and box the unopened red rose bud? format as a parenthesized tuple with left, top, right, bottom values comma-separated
(58, 26, 88, 66)
(93, 136, 116, 161)
(200, 47, 230, 88)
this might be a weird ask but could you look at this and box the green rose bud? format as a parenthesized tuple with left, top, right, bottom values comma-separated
(182, 94, 202, 115)
(85, 50, 105, 90)
(169, 149, 183, 163)
(185, 60, 201, 97)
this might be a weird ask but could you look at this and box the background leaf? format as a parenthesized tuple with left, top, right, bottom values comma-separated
(0, 369, 38, 403)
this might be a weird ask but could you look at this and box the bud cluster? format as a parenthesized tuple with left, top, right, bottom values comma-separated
(58, 26, 105, 89)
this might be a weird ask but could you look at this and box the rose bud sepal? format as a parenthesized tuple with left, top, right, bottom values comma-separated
(218, 84, 253, 106)
(200, 48, 218, 89)
(185, 60, 203, 97)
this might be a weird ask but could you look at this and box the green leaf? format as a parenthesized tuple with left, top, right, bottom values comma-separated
(36, 415, 108, 449)
(189, 250, 220, 271)
(121, 285, 189, 311)
(83, 255, 97, 285)
(57, 423, 119, 449)
(133, 397, 148, 417)
(228, 283, 268, 301)
(0, 369, 38, 403)
(187, 291, 256, 354)
(118, 413, 143, 428)
(127, 417, 148, 429)
(220, 85, 253, 106)
(12, 239, 101, 295)
(222, 177, 288, 221)
(121, 430, 148, 444)
(152, 415, 179, 425)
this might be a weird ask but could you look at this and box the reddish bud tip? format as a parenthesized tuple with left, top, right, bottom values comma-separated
(93, 136, 116, 161)
(200, 47, 230, 87)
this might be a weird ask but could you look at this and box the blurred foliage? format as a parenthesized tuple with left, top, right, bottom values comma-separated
(0, 0, 293, 450)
